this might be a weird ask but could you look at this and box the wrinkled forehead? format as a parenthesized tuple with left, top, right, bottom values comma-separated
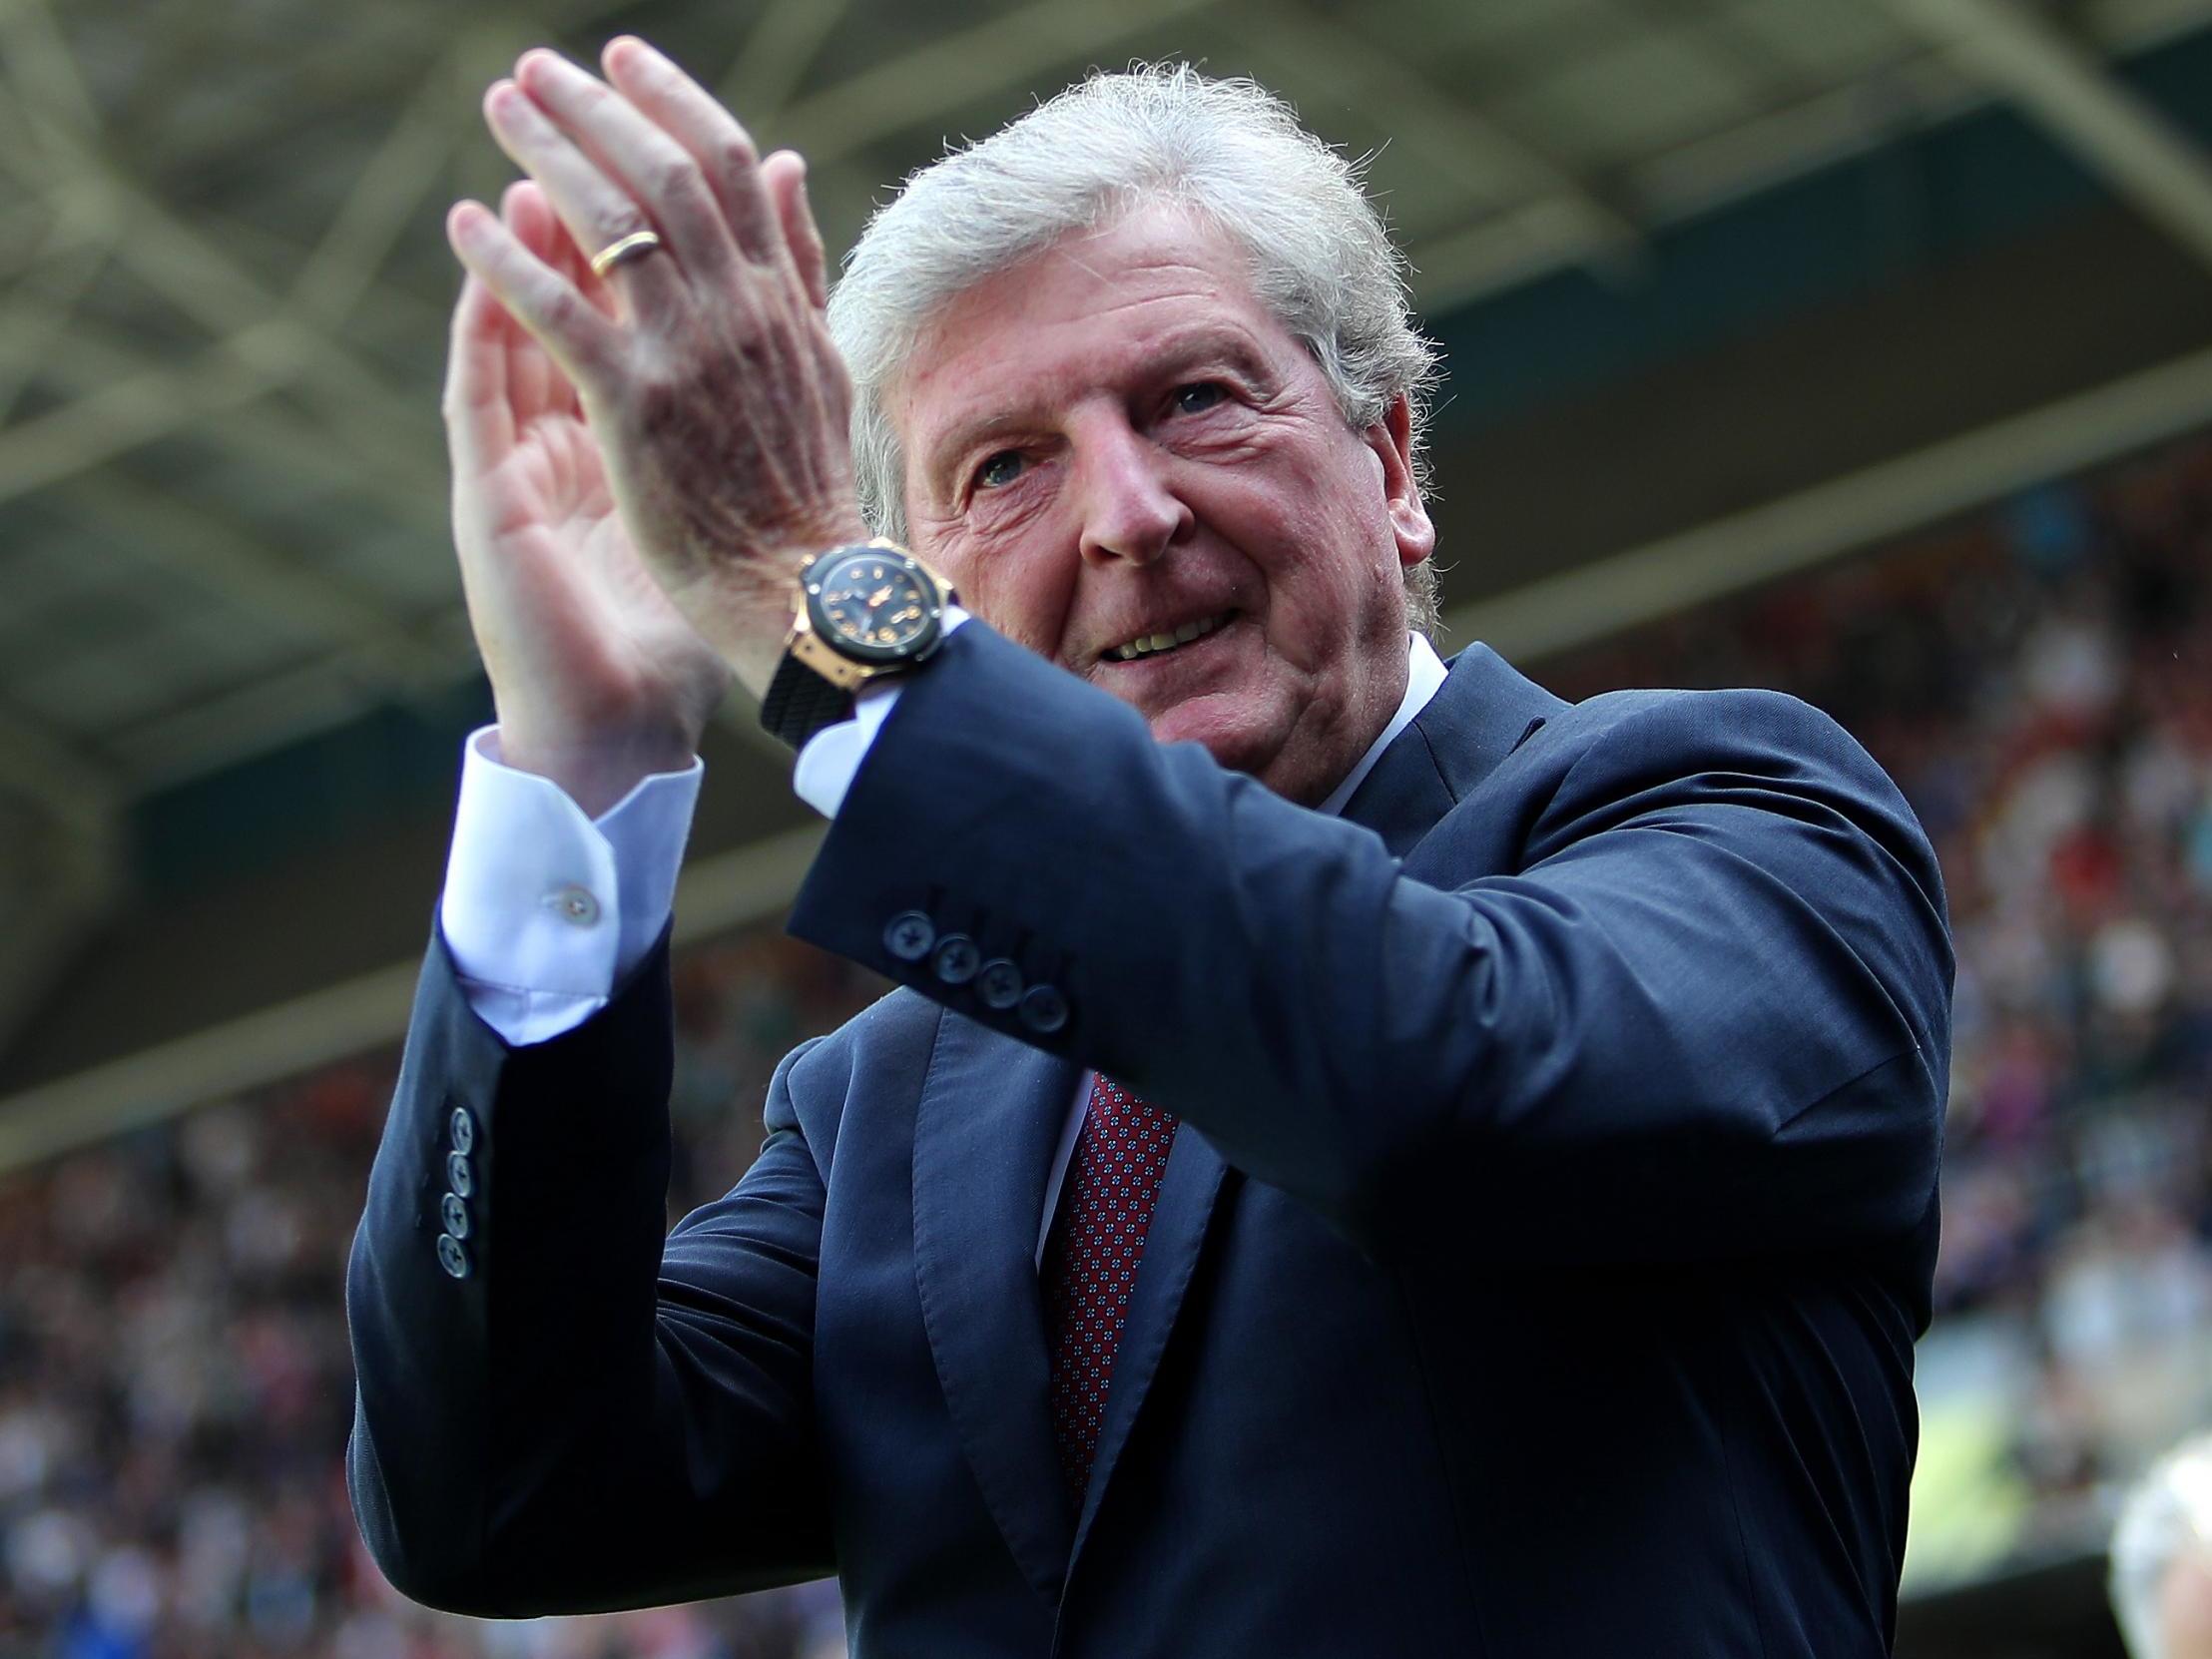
(887, 205, 1285, 428)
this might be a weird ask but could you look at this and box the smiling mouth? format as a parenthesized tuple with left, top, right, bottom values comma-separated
(1102, 611, 1236, 663)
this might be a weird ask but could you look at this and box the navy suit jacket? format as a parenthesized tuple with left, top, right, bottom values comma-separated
(347, 622, 1952, 1657)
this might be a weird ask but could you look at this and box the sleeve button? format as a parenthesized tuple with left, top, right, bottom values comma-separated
(977, 959, 1023, 1010)
(446, 1151, 474, 1199)
(884, 911, 936, 962)
(436, 1234, 471, 1280)
(448, 1106, 477, 1154)
(1018, 984, 1069, 1035)
(441, 1192, 471, 1239)
(931, 934, 981, 985)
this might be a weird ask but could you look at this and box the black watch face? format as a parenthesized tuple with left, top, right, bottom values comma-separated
(809, 550, 941, 663)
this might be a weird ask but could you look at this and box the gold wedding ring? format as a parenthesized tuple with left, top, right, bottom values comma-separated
(589, 230, 663, 278)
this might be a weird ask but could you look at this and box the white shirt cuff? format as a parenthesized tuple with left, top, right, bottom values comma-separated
(441, 727, 702, 1045)
(793, 607, 970, 819)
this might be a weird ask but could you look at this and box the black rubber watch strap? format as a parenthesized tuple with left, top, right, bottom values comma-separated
(762, 652, 858, 751)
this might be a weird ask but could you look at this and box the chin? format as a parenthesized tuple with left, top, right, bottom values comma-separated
(1145, 696, 1283, 778)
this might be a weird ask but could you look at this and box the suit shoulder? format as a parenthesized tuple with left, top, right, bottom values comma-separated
(1497, 681, 1935, 867)
(1522, 681, 1904, 803)
(1555, 681, 1860, 759)
(767, 986, 944, 1143)
(787, 984, 943, 1080)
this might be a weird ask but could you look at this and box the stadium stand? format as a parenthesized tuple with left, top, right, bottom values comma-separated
(2, 431, 2208, 1656)
(0, 933, 882, 1659)
(1544, 432, 2212, 1594)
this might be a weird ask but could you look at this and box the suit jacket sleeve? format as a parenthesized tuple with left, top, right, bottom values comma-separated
(788, 621, 1951, 1263)
(344, 924, 834, 1616)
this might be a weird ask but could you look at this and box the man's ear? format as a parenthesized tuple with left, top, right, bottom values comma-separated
(1364, 394, 1435, 571)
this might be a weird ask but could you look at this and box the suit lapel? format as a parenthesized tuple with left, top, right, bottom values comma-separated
(1342, 641, 1567, 852)
(910, 1011, 1079, 1602)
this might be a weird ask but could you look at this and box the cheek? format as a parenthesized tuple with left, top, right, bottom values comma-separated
(1237, 489, 1393, 618)
(938, 540, 1074, 660)
(1213, 434, 1390, 567)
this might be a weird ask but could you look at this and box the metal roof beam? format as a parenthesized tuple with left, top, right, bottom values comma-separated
(0, 0, 102, 144)
(106, 0, 650, 179)
(720, 0, 854, 125)
(288, 46, 468, 332)
(50, 474, 447, 684)
(0, 105, 444, 498)
(100, 605, 481, 791)
(0, 311, 449, 529)
(0, 215, 108, 424)
(0, 700, 120, 830)
(1408, 198, 1648, 316)
(1235, 0, 1644, 289)
(195, 398, 450, 537)
(778, 0, 1224, 163)
(1875, 0, 2212, 272)
(1446, 340, 2212, 663)
(0, 319, 298, 504)
(0, 188, 112, 282)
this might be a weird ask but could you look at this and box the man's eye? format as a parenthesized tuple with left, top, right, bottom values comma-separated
(1173, 382, 1227, 414)
(975, 451, 1025, 490)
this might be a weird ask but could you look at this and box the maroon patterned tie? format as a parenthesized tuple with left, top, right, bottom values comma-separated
(1041, 1074, 1179, 1504)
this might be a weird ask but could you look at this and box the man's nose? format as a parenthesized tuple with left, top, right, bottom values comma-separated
(1072, 419, 1193, 568)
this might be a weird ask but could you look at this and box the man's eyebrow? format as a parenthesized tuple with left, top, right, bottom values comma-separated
(925, 404, 1051, 484)
(921, 327, 1278, 484)
(1150, 326, 1276, 386)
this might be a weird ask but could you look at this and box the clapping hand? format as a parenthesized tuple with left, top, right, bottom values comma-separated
(442, 38, 869, 811)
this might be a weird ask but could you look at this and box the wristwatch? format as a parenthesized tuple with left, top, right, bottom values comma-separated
(760, 539, 958, 750)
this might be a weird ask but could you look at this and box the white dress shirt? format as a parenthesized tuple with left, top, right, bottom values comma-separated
(440, 625, 1448, 1258)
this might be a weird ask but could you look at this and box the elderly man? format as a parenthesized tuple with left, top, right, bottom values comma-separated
(345, 39, 1953, 1658)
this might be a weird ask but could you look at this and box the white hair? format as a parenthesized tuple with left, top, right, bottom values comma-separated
(825, 63, 1443, 637)
(2111, 1434, 2212, 1659)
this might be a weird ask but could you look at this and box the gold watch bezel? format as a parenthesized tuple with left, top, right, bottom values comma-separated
(783, 540, 957, 691)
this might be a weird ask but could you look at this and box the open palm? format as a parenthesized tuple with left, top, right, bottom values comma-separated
(445, 181, 731, 811)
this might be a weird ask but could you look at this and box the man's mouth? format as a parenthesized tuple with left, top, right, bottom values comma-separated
(1102, 611, 1235, 663)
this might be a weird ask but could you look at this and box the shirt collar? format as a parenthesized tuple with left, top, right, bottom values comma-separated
(1316, 633, 1450, 819)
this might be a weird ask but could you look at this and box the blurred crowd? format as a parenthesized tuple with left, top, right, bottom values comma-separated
(0, 932, 881, 1659)
(3, 433, 2210, 1652)
(1545, 433, 2212, 1583)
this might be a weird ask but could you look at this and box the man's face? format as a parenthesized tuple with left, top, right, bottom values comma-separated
(890, 206, 1435, 807)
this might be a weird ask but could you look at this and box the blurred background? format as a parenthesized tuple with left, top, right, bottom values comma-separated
(2, 0, 2210, 1654)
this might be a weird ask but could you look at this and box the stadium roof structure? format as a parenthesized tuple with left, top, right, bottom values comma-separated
(4, 0, 2212, 1160)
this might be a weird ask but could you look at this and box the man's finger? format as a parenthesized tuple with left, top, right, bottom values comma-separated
(508, 176, 620, 334)
(445, 197, 619, 398)
(444, 240, 520, 477)
(601, 36, 785, 266)
(482, 78, 685, 322)
(513, 49, 740, 290)
(495, 184, 558, 421)
(763, 152, 829, 312)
